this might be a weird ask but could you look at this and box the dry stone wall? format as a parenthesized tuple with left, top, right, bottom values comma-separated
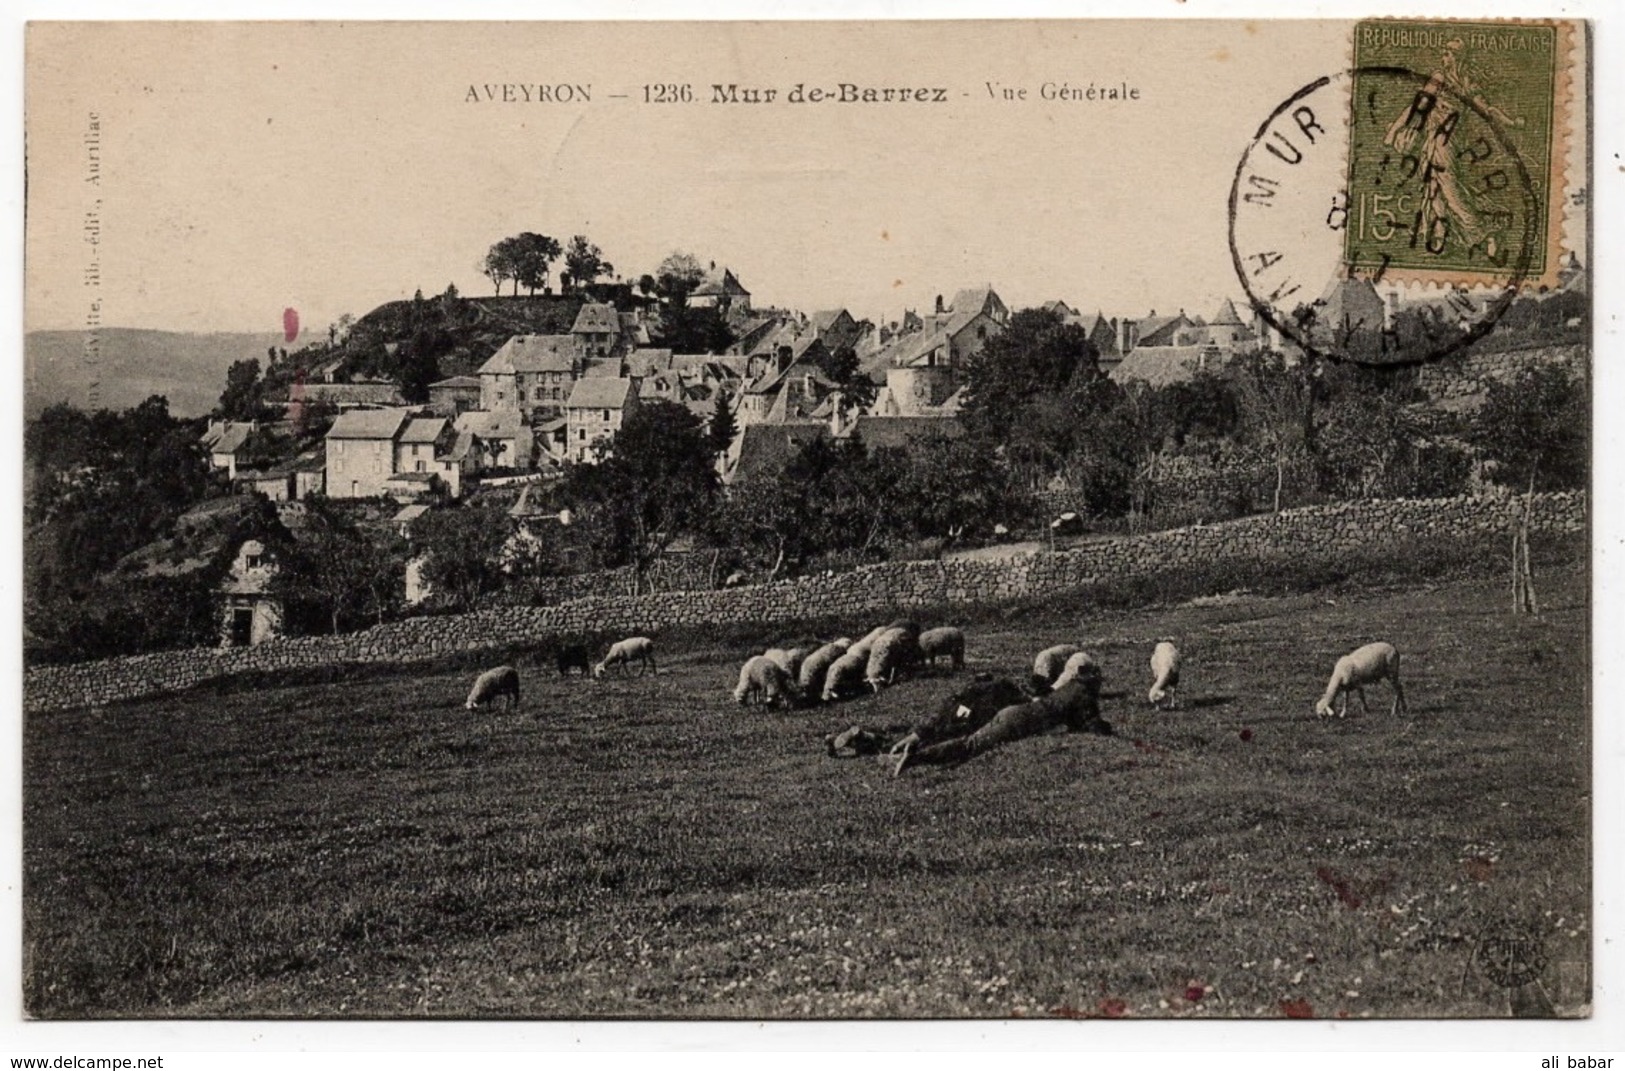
(25, 491, 1585, 713)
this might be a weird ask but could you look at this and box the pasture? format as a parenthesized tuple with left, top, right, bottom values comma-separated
(24, 564, 1590, 1019)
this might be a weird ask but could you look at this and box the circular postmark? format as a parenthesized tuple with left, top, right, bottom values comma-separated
(1228, 64, 1540, 368)
(1474, 918, 1549, 989)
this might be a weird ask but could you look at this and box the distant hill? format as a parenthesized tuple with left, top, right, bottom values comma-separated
(25, 328, 296, 418)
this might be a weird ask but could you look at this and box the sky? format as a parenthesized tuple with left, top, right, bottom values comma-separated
(23, 19, 1366, 337)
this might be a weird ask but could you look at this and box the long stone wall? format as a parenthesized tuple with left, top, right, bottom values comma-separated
(23, 491, 1586, 713)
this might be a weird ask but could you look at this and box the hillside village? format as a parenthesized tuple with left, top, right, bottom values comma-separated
(24, 246, 1590, 663)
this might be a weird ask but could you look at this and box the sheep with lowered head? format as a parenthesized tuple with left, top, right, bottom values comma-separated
(822, 644, 873, 702)
(763, 646, 810, 680)
(466, 665, 521, 711)
(1148, 641, 1182, 708)
(1030, 643, 1083, 694)
(798, 638, 852, 701)
(734, 655, 799, 709)
(593, 636, 656, 678)
(1315, 641, 1408, 718)
(1051, 650, 1099, 692)
(866, 626, 924, 692)
(917, 626, 966, 671)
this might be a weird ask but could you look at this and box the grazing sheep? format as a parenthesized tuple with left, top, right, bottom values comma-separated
(885, 619, 923, 640)
(593, 636, 656, 678)
(555, 642, 591, 677)
(1314, 641, 1408, 718)
(917, 627, 966, 671)
(1051, 650, 1100, 691)
(866, 627, 924, 691)
(798, 639, 852, 700)
(734, 655, 798, 709)
(1148, 641, 1182, 708)
(1030, 644, 1083, 694)
(763, 646, 810, 680)
(465, 665, 521, 711)
(822, 645, 873, 702)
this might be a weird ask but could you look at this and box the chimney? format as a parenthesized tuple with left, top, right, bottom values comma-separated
(1385, 291, 1399, 330)
(935, 294, 945, 314)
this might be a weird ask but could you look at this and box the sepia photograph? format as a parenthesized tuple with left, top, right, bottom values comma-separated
(16, 10, 1606, 1039)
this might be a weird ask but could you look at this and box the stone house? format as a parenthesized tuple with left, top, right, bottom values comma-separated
(453, 408, 535, 472)
(219, 537, 281, 647)
(565, 376, 640, 463)
(427, 375, 483, 417)
(478, 334, 581, 419)
(325, 408, 415, 499)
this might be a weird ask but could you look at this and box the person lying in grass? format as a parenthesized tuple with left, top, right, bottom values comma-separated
(891, 664, 1112, 776)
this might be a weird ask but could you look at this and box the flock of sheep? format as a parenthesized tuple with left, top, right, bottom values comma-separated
(463, 625, 1411, 735)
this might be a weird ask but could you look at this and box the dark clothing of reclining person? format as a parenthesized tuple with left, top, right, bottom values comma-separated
(893, 666, 1111, 775)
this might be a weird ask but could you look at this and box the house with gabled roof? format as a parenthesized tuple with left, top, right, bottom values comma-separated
(690, 265, 751, 315)
(427, 375, 482, 417)
(201, 420, 259, 480)
(571, 302, 624, 360)
(453, 408, 535, 472)
(564, 376, 640, 463)
(479, 334, 582, 418)
(325, 408, 415, 499)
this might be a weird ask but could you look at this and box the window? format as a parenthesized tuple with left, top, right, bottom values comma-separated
(519, 390, 527, 403)
(416, 460, 426, 473)
(336, 441, 345, 454)
(603, 409, 611, 422)
(245, 554, 262, 570)
(579, 429, 586, 441)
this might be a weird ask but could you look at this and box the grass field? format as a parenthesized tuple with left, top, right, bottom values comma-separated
(24, 562, 1590, 1019)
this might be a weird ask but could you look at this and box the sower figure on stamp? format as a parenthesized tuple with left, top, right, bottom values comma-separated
(1383, 37, 1525, 258)
(891, 663, 1112, 777)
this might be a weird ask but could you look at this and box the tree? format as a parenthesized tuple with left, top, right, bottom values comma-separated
(658, 303, 736, 354)
(563, 235, 612, 293)
(271, 498, 404, 634)
(958, 308, 1103, 485)
(655, 251, 707, 304)
(1229, 351, 1316, 512)
(510, 232, 563, 295)
(218, 358, 267, 422)
(563, 400, 718, 591)
(1469, 362, 1587, 493)
(708, 388, 738, 456)
(481, 241, 514, 295)
(814, 345, 878, 417)
(411, 500, 516, 610)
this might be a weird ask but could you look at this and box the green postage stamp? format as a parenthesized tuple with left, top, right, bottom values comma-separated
(1345, 19, 1569, 288)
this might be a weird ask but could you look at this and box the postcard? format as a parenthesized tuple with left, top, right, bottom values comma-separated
(21, 17, 1594, 1028)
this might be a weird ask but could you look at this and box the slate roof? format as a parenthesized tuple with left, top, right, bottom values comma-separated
(299, 382, 406, 406)
(326, 408, 414, 441)
(693, 267, 750, 298)
(454, 409, 528, 440)
(1109, 345, 1212, 387)
(566, 377, 636, 409)
(429, 375, 482, 390)
(729, 421, 827, 484)
(209, 423, 256, 455)
(480, 334, 578, 375)
(839, 414, 965, 448)
(625, 348, 674, 378)
(571, 303, 621, 334)
(399, 417, 448, 444)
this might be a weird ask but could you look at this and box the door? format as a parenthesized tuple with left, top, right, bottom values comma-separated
(230, 607, 254, 647)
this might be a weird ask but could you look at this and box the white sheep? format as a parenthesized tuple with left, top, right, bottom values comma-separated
(734, 655, 798, 709)
(1031, 644, 1083, 693)
(465, 665, 521, 710)
(918, 626, 966, 671)
(763, 646, 809, 680)
(593, 636, 656, 678)
(1314, 641, 1408, 718)
(1051, 650, 1099, 691)
(798, 638, 852, 700)
(865, 627, 923, 691)
(1148, 641, 1182, 708)
(822, 644, 873, 702)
